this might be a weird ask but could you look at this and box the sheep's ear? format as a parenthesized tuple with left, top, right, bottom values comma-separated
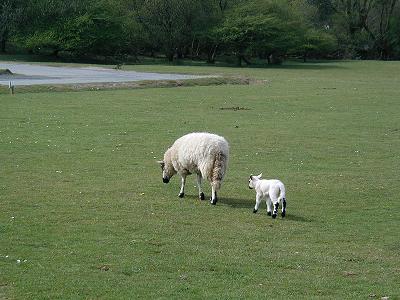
(157, 160, 165, 167)
(257, 173, 262, 179)
(250, 175, 253, 179)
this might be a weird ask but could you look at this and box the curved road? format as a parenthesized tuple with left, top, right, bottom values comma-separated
(0, 62, 204, 86)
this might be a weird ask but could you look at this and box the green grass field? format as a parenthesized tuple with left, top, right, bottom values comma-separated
(1, 60, 399, 299)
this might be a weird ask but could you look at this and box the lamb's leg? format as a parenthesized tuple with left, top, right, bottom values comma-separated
(281, 198, 287, 218)
(178, 175, 186, 198)
(271, 197, 279, 219)
(266, 196, 272, 216)
(253, 193, 262, 213)
(197, 174, 205, 200)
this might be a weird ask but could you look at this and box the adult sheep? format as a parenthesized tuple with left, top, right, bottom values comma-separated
(158, 132, 229, 205)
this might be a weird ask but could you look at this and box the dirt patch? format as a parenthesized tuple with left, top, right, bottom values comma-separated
(219, 106, 251, 111)
(0, 69, 13, 75)
(0, 75, 266, 94)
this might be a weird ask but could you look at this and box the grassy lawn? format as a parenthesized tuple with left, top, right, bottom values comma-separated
(1, 60, 399, 299)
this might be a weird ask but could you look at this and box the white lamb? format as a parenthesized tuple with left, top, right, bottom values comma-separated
(248, 173, 287, 218)
(158, 132, 229, 205)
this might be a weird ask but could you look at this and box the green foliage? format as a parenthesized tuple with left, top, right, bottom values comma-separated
(61, 14, 123, 55)
(3, 0, 400, 60)
(24, 30, 60, 54)
(0, 0, 25, 51)
(217, 0, 307, 64)
(388, 15, 400, 58)
(315, 0, 400, 59)
(302, 28, 337, 59)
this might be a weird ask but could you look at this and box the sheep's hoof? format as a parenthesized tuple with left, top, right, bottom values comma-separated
(178, 192, 185, 198)
(281, 212, 286, 218)
(253, 209, 258, 213)
(199, 192, 205, 200)
(272, 214, 277, 219)
(210, 198, 217, 205)
(267, 211, 272, 216)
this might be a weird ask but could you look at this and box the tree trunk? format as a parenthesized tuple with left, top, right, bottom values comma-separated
(237, 54, 242, 66)
(242, 55, 251, 65)
(167, 51, 174, 62)
(303, 52, 307, 63)
(177, 47, 183, 59)
(267, 53, 272, 64)
(0, 29, 8, 53)
(0, 39, 6, 53)
(207, 45, 217, 63)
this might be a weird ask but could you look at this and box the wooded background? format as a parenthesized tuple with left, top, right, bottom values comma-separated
(1, 0, 399, 64)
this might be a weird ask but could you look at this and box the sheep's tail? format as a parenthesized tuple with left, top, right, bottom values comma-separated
(211, 151, 228, 189)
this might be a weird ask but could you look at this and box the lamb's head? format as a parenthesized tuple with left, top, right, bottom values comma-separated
(157, 149, 176, 183)
(248, 173, 262, 189)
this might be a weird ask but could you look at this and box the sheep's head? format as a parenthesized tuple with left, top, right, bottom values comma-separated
(157, 151, 176, 183)
(248, 173, 262, 189)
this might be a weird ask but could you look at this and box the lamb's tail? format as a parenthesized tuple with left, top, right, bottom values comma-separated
(278, 182, 287, 217)
(278, 182, 286, 203)
(210, 151, 228, 189)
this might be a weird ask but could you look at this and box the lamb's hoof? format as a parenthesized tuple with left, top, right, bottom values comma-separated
(281, 212, 286, 218)
(253, 209, 258, 213)
(267, 211, 272, 216)
(272, 214, 277, 219)
(210, 198, 217, 205)
(199, 192, 205, 200)
(178, 192, 184, 198)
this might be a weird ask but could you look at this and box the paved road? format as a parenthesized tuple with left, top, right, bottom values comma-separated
(0, 63, 203, 86)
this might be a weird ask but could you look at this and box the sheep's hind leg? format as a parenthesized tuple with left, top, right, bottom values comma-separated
(197, 174, 205, 200)
(210, 182, 219, 205)
(178, 175, 186, 198)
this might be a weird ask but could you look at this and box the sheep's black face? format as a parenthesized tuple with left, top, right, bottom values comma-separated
(158, 160, 172, 184)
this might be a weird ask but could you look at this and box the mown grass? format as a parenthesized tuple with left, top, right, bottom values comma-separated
(1, 60, 399, 299)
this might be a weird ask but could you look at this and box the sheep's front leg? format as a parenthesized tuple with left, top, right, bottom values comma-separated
(266, 197, 272, 216)
(197, 174, 205, 200)
(178, 175, 186, 198)
(253, 193, 262, 213)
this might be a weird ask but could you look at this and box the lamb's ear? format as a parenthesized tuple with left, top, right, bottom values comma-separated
(257, 173, 263, 179)
(157, 160, 165, 167)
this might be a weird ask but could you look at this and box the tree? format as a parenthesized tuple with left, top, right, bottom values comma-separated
(217, 0, 306, 65)
(318, 0, 400, 59)
(19, 0, 126, 57)
(0, 0, 24, 52)
(368, 0, 399, 59)
(134, 0, 202, 61)
(301, 28, 337, 61)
